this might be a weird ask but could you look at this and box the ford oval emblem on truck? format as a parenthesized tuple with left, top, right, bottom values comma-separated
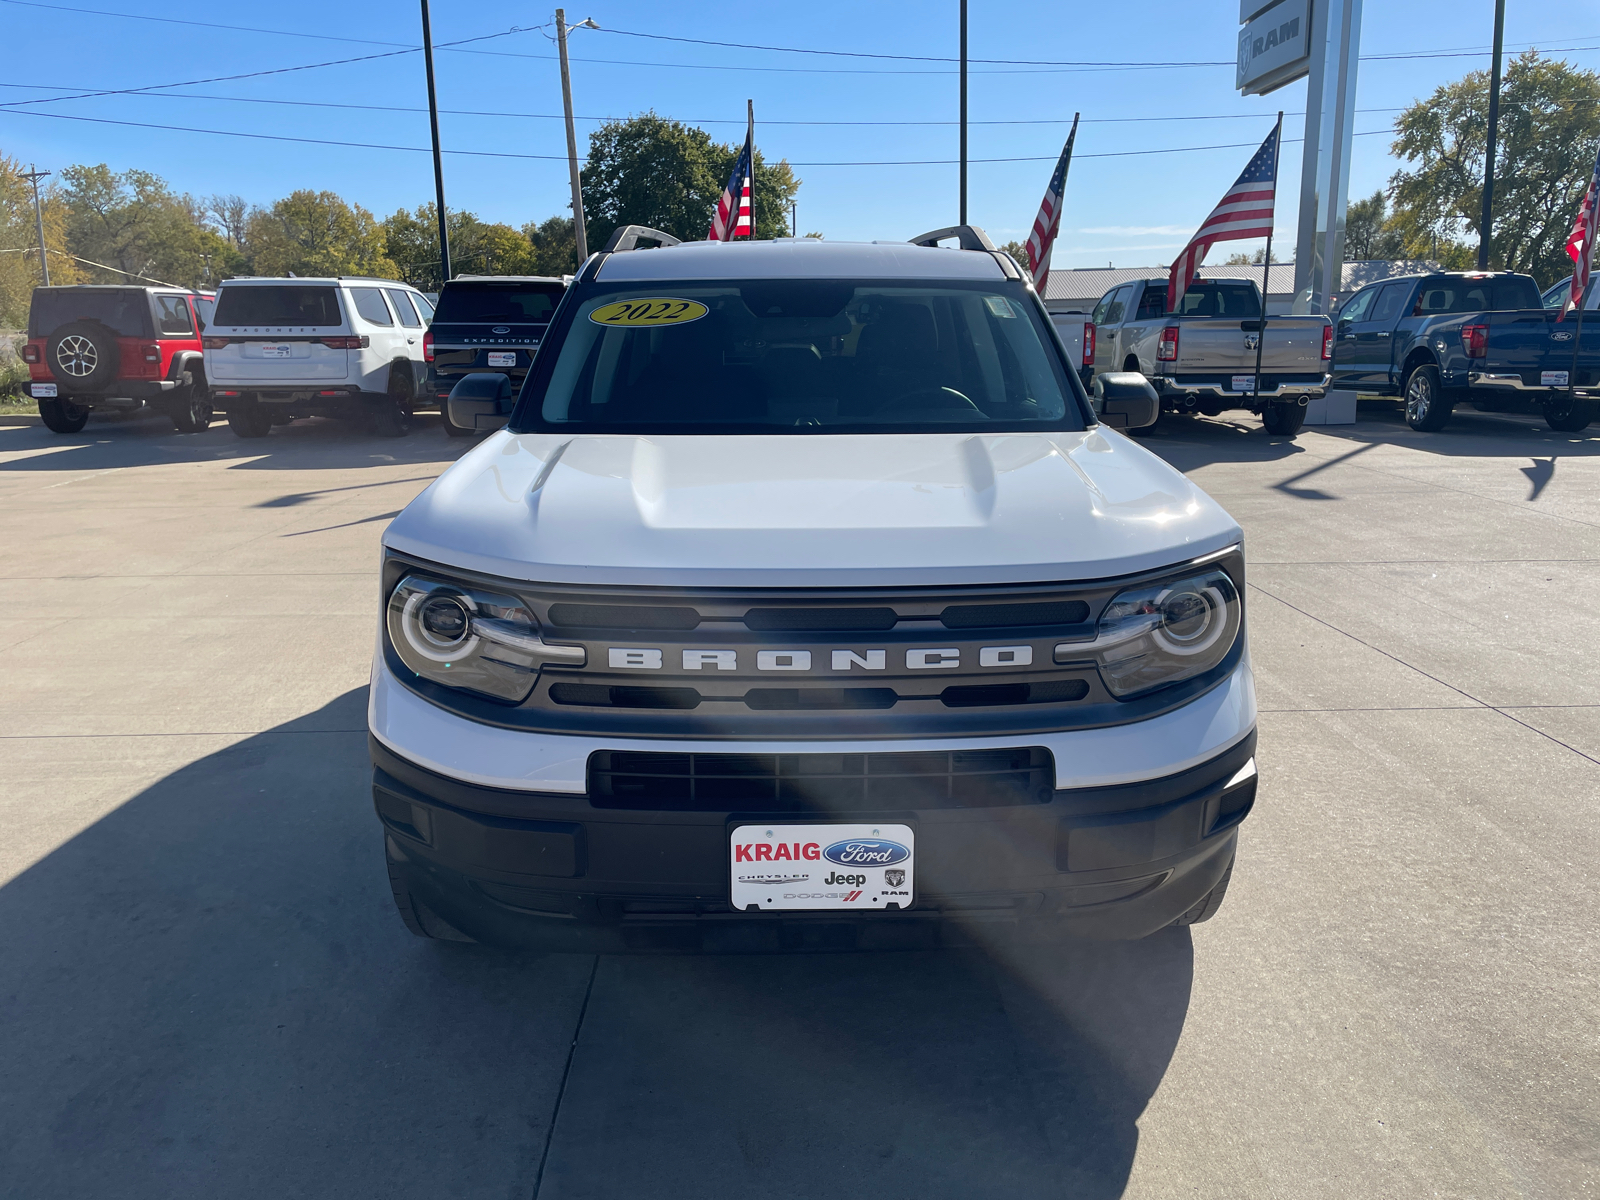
(823, 839, 909, 866)
(492, 325, 511, 334)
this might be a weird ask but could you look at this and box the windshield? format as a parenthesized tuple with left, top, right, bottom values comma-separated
(213, 285, 343, 327)
(515, 280, 1088, 434)
(434, 283, 564, 324)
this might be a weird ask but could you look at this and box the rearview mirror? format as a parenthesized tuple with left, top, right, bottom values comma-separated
(1093, 371, 1160, 430)
(447, 372, 515, 433)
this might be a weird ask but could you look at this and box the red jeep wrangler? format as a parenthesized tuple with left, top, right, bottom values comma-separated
(24, 285, 215, 434)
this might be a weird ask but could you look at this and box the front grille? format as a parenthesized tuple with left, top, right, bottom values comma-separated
(588, 748, 1055, 812)
(940, 600, 1089, 628)
(547, 681, 1090, 711)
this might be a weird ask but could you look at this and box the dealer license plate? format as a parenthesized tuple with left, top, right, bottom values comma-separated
(1231, 375, 1258, 392)
(486, 351, 516, 367)
(30, 382, 57, 398)
(730, 823, 914, 911)
(260, 344, 291, 359)
(1542, 370, 1569, 386)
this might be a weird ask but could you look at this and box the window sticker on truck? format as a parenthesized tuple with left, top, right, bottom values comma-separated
(589, 298, 709, 327)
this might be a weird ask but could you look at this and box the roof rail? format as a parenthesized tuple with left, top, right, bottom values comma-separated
(908, 225, 997, 252)
(602, 225, 682, 253)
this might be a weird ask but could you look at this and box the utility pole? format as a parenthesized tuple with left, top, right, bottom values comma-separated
(1477, 0, 1506, 270)
(790, 200, 797, 237)
(22, 166, 50, 285)
(557, 10, 598, 264)
(420, 0, 451, 282)
(959, 0, 968, 225)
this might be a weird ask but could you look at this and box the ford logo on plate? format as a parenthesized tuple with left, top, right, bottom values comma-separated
(492, 325, 511, 334)
(823, 839, 909, 866)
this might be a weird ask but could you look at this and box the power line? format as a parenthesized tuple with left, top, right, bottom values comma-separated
(0, 0, 411, 46)
(0, 82, 1407, 127)
(0, 103, 1396, 166)
(0, 25, 536, 112)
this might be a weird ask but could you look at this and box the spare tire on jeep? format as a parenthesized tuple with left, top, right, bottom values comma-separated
(45, 321, 121, 392)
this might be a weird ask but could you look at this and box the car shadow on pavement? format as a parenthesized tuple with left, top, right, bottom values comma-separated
(0, 689, 1192, 1200)
(0, 411, 473, 475)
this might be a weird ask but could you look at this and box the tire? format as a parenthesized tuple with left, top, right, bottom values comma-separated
(385, 842, 475, 942)
(37, 396, 89, 434)
(1544, 393, 1594, 432)
(1171, 856, 1234, 927)
(169, 368, 213, 433)
(226, 399, 273, 439)
(45, 321, 120, 391)
(1404, 364, 1451, 431)
(374, 364, 414, 438)
(1261, 401, 1307, 436)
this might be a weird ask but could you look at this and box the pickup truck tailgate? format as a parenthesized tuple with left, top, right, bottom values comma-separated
(1178, 317, 1327, 371)
(1481, 310, 1557, 383)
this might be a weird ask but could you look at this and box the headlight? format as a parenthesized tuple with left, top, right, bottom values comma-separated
(1062, 567, 1241, 699)
(387, 574, 584, 703)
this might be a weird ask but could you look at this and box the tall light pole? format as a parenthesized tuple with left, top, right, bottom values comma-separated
(557, 11, 598, 264)
(958, 0, 968, 225)
(1477, 0, 1506, 270)
(22, 166, 50, 285)
(420, 0, 451, 282)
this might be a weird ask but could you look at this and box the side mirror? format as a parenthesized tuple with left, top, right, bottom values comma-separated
(447, 372, 515, 433)
(1093, 371, 1159, 430)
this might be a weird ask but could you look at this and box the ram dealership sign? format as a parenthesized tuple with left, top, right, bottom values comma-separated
(1238, 0, 1312, 96)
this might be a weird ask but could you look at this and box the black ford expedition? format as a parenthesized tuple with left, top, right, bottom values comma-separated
(427, 275, 567, 437)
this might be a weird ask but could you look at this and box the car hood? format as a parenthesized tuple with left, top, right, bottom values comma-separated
(383, 430, 1242, 587)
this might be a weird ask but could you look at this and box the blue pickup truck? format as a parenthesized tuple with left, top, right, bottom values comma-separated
(1330, 271, 1597, 433)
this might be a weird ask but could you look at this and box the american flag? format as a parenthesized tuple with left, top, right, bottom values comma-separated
(1558, 141, 1600, 321)
(709, 128, 754, 241)
(1024, 113, 1079, 293)
(1167, 124, 1281, 312)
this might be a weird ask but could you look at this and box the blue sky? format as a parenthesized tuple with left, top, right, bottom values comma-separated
(2, 0, 1595, 268)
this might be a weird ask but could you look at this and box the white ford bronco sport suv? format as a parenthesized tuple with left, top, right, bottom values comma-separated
(203, 276, 434, 438)
(370, 225, 1257, 951)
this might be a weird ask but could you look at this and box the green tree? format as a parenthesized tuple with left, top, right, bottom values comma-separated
(580, 113, 800, 248)
(383, 203, 540, 290)
(58, 164, 232, 288)
(0, 155, 81, 326)
(1389, 51, 1600, 282)
(1342, 190, 1407, 261)
(1222, 247, 1281, 265)
(245, 189, 396, 279)
(524, 214, 577, 276)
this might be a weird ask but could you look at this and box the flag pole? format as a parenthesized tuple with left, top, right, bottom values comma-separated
(747, 98, 755, 239)
(1253, 111, 1284, 409)
(1570, 232, 1592, 399)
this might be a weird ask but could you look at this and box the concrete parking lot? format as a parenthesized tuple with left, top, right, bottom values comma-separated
(0, 405, 1595, 1199)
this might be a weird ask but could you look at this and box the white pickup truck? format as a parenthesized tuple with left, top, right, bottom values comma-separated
(369, 225, 1258, 952)
(1089, 277, 1332, 435)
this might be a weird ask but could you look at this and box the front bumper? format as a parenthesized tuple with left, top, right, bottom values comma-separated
(375, 732, 1253, 950)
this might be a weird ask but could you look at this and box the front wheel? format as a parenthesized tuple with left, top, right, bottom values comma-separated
(1261, 400, 1307, 436)
(1404, 365, 1451, 431)
(38, 396, 90, 434)
(169, 382, 213, 433)
(1545, 393, 1594, 432)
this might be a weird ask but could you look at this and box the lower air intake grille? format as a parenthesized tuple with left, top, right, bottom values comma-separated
(588, 747, 1055, 812)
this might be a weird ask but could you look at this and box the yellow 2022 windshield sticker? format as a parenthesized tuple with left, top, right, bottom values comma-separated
(589, 298, 709, 327)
